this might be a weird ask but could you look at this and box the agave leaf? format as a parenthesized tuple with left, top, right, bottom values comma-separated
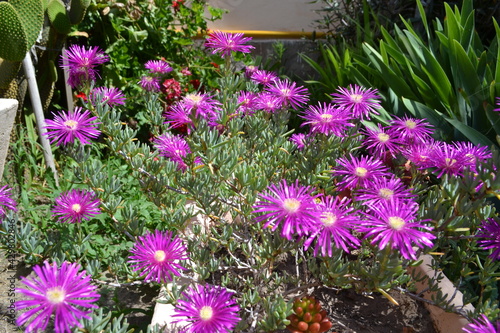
(445, 117, 496, 147)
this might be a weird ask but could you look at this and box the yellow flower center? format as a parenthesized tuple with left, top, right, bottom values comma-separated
(405, 120, 417, 129)
(388, 216, 405, 230)
(320, 212, 337, 227)
(377, 132, 390, 143)
(64, 120, 78, 130)
(185, 94, 203, 106)
(283, 198, 301, 214)
(199, 305, 213, 321)
(351, 94, 363, 103)
(71, 203, 82, 213)
(355, 167, 368, 178)
(154, 250, 166, 262)
(46, 287, 66, 305)
(378, 188, 394, 199)
(320, 113, 333, 123)
(445, 158, 457, 166)
(281, 88, 291, 97)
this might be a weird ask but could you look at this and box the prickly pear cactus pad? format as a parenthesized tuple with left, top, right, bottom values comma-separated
(69, 0, 90, 25)
(0, 2, 28, 61)
(47, 0, 72, 35)
(9, 0, 44, 49)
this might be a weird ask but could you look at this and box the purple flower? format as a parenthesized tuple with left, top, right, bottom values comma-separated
(52, 189, 100, 224)
(331, 84, 381, 120)
(60, 45, 109, 89)
(173, 284, 241, 333)
(129, 230, 188, 283)
(453, 141, 492, 173)
(164, 103, 194, 134)
(250, 70, 278, 86)
(90, 87, 126, 107)
(254, 92, 282, 113)
(0, 185, 17, 219)
(44, 107, 101, 146)
(139, 75, 161, 92)
(332, 154, 391, 190)
(402, 139, 440, 170)
(245, 65, 258, 78)
(289, 133, 307, 150)
(463, 314, 499, 333)
(154, 133, 191, 171)
(144, 60, 173, 74)
(494, 97, 500, 112)
(362, 123, 402, 158)
(355, 176, 415, 207)
(357, 199, 436, 260)
(237, 91, 258, 115)
(205, 30, 255, 57)
(389, 115, 434, 145)
(300, 102, 354, 136)
(428, 142, 468, 177)
(182, 92, 221, 123)
(265, 79, 309, 110)
(253, 180, 320, 240)
(304, 196, 361, 256)
(15, 261, 100, 333)
(476, 218, 500, 261)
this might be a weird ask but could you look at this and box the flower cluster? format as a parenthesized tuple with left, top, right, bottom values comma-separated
(60, 45, 109, 89)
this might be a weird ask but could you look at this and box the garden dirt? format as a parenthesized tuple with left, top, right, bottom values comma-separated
(0, 251, 436, 333)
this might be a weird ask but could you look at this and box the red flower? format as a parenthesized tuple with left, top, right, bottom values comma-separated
(161, 78, 182, 101)
(75, 92, 87, 101)
(189, 79, 201, 91)
(172, 0, 184, 11)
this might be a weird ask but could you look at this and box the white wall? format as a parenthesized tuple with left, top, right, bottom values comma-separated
(207, 0, 324, 33)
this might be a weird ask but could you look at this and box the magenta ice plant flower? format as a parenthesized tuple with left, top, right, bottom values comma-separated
(139, 75, 161, 92)
(129, 230, 188, 283)
(355, 176, 415, 207)
(255, 92, 282, 113)
(402, 139, 440, 170)
(253, 179, 320, 240)
(428, 142, 468, 178)
(60, 45, 109, 89)
(476, 218, 500, 261)
(52, 189, 100, 224)
(303, 196, 361, 256)
(182, 92, 221, 122)
(494, 97, 500, 112)
(164, 103, 194, 133)
(144, 60, 173, 74)
(357, 199, 436, 260)
(265, 79, 309, 110)
(289, 133, 308, 150)
(237, 91, 258, 115)
(44, 107, 101, 146)
(154, 133, 191, 171)
(0, 185, 17, 219)
(15, 261, 100, 333)
(331, 84, 381, 120)
(453, 141, 492, 173)
(205, 30, 255, 57)
(90, 87, 126, 107)
(173, 284, 241, 333)
(300, 102, 354, 136)
(250, 69, 278, 86)
(389, 115, 434, 145)
(332, 154, 391, 190)
(362, 123, 402, 158)
(463, 314, 499, 333)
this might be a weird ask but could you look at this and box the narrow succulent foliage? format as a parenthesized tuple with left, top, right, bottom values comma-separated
(128, 230, 188, 283)
(173, 284, 241, 333)
(15, 261, 100, 333)
(44, 107, 101, 146)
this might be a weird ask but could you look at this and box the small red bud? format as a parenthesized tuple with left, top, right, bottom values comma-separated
(303, 312, 312, 323)
(309, 322, 320, 333)
(312, 313, 322, 323)
(320, 320, 333, 332)
(295, 307, 303, 316)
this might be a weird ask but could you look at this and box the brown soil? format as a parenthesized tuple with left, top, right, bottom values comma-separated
(0, 251, 436, 333)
